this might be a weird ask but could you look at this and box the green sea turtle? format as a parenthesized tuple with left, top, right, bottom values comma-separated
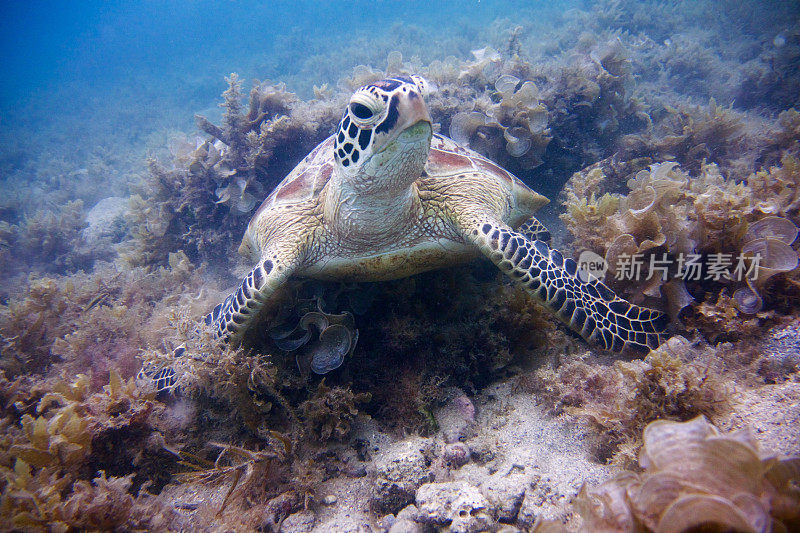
(152, 76, 667, 387)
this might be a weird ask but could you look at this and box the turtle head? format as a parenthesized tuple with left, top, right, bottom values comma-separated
(334, 76, 433, 192)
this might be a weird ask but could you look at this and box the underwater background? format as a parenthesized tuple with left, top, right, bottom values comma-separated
(1, 1, 799, 531)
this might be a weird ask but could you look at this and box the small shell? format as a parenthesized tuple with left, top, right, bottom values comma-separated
(734, 286, 763, 314)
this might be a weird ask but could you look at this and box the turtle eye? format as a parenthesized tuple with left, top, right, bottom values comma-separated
(349, 102, 373, 120)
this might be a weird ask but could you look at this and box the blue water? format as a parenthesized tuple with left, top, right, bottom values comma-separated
(0, 1, 578, 204)
(1, 1, 571, 108)
(0, 0, 798, 230)
(2, 1, 562, 84)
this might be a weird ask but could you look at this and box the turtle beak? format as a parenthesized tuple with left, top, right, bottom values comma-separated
(376, 90, 432, 153)
(400, 90, 432, 131)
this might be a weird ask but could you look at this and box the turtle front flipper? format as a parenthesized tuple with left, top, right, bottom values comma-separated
(518, 216, 551, 243)
(206, 250, 301, 343)
(464, 219, 668, 352)
(137, 247, 304, 396)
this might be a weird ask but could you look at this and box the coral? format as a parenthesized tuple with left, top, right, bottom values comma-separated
(574, 416, 800, 533)
(298, 379, 371, 444)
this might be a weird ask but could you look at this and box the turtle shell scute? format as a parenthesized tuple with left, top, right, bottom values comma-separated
(264, 137, 336, 208)
(425, 134, 515, 185)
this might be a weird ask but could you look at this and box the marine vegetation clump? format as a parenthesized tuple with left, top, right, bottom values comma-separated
(684, 291, 779, 345)
(298, 379, 371, 444)
(175, 437, 294, 526)
(573, 416, 800, 533)
(0, 372, 180, 531)
(527, 336, 729, 465)
(146, 263, 554, 437)
(342, 262, 556, 432)
(560, 155, 800, 342)
(616, 98, 795, 182)
(623, 99, 746, 176)
(138, 327, 292, 437)
(449, 72, 552, 169)
(0, 200, 98, 281)
(127, 74, 344, 267)
(0, 252, 207, 388)
(421, 36, 647, 180)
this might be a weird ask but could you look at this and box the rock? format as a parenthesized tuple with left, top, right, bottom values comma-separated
(388, 518, 426, 533)
(346, 463, 368, 478)
(372, 437, 435, 514)
(322, 494, 338, 505)
(515, 477, 568, 528)
(442, 442, 471, 468)
(82, 196, 128, 246)
(261, 492, 301, 528)
(376, 514, 397, 532)
(759, 324, 800, 382)
(396, 504, 421, 522)
(465, 435, 497, 465)
(434, 389, 477, 443)
(416, 481, 494, 533)
(280, 509, 316, 533)
(376, 507, 426, 533)
(479, 465, 536, 523)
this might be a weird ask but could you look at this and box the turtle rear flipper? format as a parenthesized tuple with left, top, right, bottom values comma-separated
(467, 220, 667, 352)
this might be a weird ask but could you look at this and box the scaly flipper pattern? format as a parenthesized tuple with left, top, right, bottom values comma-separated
(466, 220, 667, 351)
(138, 251, 300, 395)
(206, 251, 300, 341)
(518, 216, 551, 243)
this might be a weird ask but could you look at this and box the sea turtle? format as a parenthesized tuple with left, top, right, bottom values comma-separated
(153, 75, 667, 388)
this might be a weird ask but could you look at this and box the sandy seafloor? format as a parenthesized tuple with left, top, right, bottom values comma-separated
(1, 1, 799, 531)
